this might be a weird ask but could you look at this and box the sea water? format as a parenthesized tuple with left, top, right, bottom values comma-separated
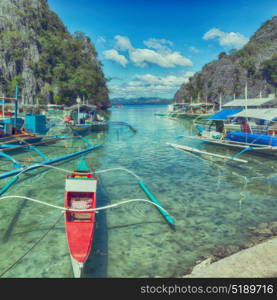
(0, 104, 277, 278)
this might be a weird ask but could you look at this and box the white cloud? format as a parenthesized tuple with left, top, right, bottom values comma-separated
(143, 38, 173, 51)
(129, 48, 192, 68)
(96, 36, 106, 44)
(109, 72, 195, 98)
(115, 35, 134, 51)
(106, 35, 192, 68)
(189, 46, 200, 53)
(103, 49, 128, 67)
(203, 28, 249, 48)
(133, 73, 194, 86)
(203, 28, 223, 40)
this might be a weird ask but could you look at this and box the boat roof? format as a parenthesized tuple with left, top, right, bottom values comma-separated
(0, 97, 17, 102)
(208, 108, 243, 120)
(231, 108, 277, 121)
(189, 102, 214, 107)
(173, 102, 189, 106)
(47, 104, 64, 107)
(64, 104, 97, 111)
(223, 97, 277, 108)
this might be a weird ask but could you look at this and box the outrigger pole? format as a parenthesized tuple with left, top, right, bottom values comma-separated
(107, 121, 137, 133)
(138, 180, 175, 230)
(167, 143, 248, 163)
(0, 144, 102, 180)
(0, 136, 103, 195)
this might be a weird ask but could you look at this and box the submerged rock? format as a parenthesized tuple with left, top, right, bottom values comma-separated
(253, 228, 273, 238)
(212, 244, 241, 260)
(190, 257, 213, 273)
(269, 221, 277, 235)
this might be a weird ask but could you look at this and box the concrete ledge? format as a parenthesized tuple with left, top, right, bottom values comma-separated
(184, 237, 277, 278)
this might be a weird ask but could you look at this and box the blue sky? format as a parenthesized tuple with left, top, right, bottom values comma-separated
(48, 0, 277, 99)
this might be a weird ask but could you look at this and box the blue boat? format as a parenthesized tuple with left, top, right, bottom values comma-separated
(194, 107, 277, 156)
(171, 106, 277, 161)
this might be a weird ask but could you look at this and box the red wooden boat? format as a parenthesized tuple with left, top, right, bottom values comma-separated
(64, 162, 97, 277)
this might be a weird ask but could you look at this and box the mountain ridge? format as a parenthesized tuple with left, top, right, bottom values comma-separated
(174, 16, 277, 105)
(111, 97, 172, 105)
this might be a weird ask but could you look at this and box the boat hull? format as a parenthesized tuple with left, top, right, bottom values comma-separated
(68, 124, 92, 135)
(64, 172, 97, 277)
(70, 257, 84, 278)
(169, 112, 213, 120)
(0, 134, 43, 152)
(68, 122, 108, 134)
(90, 122, 108, 132)
(196, 135, 277, 156)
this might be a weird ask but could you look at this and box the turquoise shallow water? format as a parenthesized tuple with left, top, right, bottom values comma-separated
(1, 104, 277, 278)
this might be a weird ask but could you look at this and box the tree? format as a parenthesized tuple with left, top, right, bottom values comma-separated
(228, 48, 238, 56)
(218, 52, 227, 59)
(261, 55, 277, 94)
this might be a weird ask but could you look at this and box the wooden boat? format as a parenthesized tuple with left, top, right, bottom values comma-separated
(67, 124, 92, 135)
(64, 160, 97, 278)
(0, 117, 44, 151)
(90, 121, 108, 132)
(182, 109, 277, 158)
(176, 103, 216, 119)
(64, 103, 109, 134)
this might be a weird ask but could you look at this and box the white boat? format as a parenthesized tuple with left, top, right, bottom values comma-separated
(172, 107, 277, 161)
(170, 102, 216, 119)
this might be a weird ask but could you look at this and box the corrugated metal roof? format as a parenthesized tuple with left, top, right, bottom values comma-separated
(64, 104, 97, 111)
(223, 98, 277, 107)
(231, 108, 277, 121)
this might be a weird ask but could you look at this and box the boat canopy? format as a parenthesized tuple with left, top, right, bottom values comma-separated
(208, 108, 243, 120)
(64, 104, 97, 111)
(189, 103, 214, 107)
(230, 108, 277, 121)
(173, 103, 189, 107)
(223, 97, 277, 108)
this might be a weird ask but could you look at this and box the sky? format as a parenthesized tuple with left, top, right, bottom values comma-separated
(48, 0, 277, 99)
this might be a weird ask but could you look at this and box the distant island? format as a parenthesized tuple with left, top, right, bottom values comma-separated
(111, 97, 172, 105)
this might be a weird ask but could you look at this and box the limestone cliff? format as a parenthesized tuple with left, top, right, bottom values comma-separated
(0, 0, 110, 108)
(174, 16, 277, 104)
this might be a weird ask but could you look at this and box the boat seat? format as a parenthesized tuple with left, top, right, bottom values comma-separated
(71, 197, 92, 209)
(72, 213, 92, 221)
(71, 201, 91, 209)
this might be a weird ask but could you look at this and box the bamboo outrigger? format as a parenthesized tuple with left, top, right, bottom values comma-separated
(0, 135, 103, 195)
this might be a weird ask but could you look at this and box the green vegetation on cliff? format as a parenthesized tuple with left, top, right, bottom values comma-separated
(261, 54, 277, 93)
(174, 16, 277, 104)
(0, 0, 110, 108)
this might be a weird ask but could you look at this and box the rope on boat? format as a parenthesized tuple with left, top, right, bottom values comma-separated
(9, 163, 143, 181)
(0, 195, 172, 216)
(0, 164, 174, 227)
(0, 212, 63, 278)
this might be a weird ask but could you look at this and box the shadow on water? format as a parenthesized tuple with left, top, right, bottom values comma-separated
(107, 221, 163, 231)
(2, 200, 28, 243)
(83, 181, 109, 278)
